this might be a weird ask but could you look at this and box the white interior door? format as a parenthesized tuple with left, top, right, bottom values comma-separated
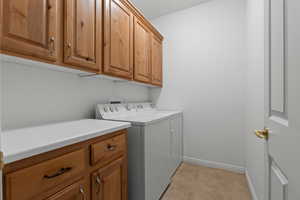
(263, 0, 300, 199)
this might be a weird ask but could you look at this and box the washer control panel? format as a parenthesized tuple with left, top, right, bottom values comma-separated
(96, 102, 154, 119)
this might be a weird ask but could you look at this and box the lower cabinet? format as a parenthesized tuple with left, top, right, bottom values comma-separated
(91, 158, 127, 200)
(46, 179, 87, 200)
(3, 130, 128, 200)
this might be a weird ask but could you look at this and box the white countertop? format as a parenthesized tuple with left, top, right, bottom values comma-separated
(3, 119, 131, 164)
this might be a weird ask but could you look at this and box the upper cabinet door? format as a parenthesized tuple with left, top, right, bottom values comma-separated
(133, 17, 151, 83)
(103, 0, 133, 79)
(2, 0, 58, 61)
(64, 0, 101, 71)
(151, 35, 163, 86)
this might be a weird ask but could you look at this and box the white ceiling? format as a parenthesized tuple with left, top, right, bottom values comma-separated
(130, 0, 209, 19)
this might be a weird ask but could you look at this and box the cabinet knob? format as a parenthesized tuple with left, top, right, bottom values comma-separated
(86, 57, 93, 61)
(107, 144, 117, 151)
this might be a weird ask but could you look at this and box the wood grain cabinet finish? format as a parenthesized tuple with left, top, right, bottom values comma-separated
(103, 0, 134, 79)
(64, 0, 101, 70)
(1, 0, 59, 61)
(46, 179, 87, 200)
(92, 158, 127, 200)
(151, 35, 163, 86)
(133, 17, 151, 83)
(5, 149, 85, 200)
(3, 130, 128, 200)
(91, 134, 126, 166)
(0, 0, 164, 86)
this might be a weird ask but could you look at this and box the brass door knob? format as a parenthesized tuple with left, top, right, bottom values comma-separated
(255, 128, 269, 140)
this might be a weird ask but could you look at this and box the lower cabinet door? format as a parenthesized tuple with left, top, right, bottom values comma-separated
(91, 157, 127, 200)
(46, 179, 87, 200)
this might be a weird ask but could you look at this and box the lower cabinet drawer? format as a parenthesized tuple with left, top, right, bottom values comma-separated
(91, 134, 126, 166)
(45, 179, 87, 200)
(5, 149, 86, 200)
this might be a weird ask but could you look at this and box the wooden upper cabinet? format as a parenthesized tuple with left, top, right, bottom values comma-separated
(133, 17, 151, 83)
(103, 0, 133, 79)
(91, 158, 127, 200)
(46, 179, 87, 200)
(64, 0, 101, 71)
(0, 0, 163, 86)
(151, 35, 163, 86)
(1, 0, 58, 61)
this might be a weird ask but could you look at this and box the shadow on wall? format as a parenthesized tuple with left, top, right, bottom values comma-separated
(151, 88, 161, 107)
(2, 62, 149, 130)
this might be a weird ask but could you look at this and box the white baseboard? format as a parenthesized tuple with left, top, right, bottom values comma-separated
(245, 170, 259, 200)
(183, 156, 245, 174)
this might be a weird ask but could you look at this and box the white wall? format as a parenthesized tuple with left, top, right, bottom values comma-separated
(2, 61, 149, 130)
(245, 0, 266, 199)
(0, 55, 3, 200)
(150, 0, 247, 168)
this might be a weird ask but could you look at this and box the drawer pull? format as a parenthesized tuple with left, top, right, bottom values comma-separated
(107, 144, 117, 151)
(44, 167, 72, 179)
(80, 186, 86, 200)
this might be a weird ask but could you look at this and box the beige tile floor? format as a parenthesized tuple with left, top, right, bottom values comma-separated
(161, 163, 252, 200)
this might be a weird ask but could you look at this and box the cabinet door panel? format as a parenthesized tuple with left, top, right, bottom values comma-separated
(134, 18, 151, 83)
(64, 0, 101, 70)
(92, 158, 127, 200)
(104, 0, 133, 79)
(2, 0, 58, 61)
(151, 35, 163, 86)
(46, 179, 87, 200)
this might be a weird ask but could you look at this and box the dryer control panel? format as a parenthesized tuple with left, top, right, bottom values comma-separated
(96, 102, 155, 119)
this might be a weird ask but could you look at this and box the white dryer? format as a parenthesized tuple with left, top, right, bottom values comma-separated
(96, 102, 183, 200)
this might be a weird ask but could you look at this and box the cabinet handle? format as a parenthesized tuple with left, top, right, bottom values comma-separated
(107, 144, 117, 151)
(44, 167, 72, 179)
(86, 57, 94, 62)
(66, 43, 72, 57)
(49, 37, 55, 55)
(80, 186, 86, 200)
(95, 175, 102, 194)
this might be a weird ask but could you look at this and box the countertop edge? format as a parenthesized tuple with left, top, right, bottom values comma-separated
(4, 123, 131, 164)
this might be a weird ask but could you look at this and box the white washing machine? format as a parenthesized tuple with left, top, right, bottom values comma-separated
(96, 102, 183, 200)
